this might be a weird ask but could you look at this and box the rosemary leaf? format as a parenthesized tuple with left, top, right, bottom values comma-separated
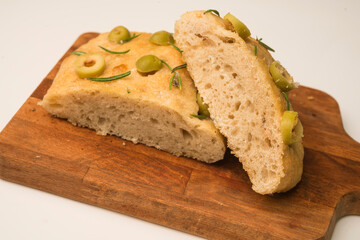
(171, 64, 187, 73)
(127, 88, 130, 94)
(190, 114, 208, 119)
(256, 37, 275, 52)
(254, 45, 257, 56)
(282, 92, 290, 110)
(71, 51, 86, 55)
(87, 71, 131, 82)
(99, 46, 130, 54)
(160, 59, 172, 71)
(204, 9, 220, 17)
(176, 72, 182, 90)
(169, 73, 176, 90)
(120, 33, 141, 44)
(170, 43, 183, 53)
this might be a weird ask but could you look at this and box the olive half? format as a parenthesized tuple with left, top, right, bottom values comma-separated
(269, 61, 295, 92)
(224, 13, 251, 39)
(281, 111, 303, 145)
(108, 26, 130, 43)
(149, 31, 175, 46)
(136, 55, 163, 74)
(75, 53, 106, 78)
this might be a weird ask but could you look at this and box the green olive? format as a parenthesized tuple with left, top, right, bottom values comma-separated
(149, 31, 175, 46)
(75, 53, 106, 78)
(136, 55, 163, 73)
(281, 111, 303, 145)
(223, 13, 251, 39)
(108, 26, 130, 43)
(196, 92, 210, 117)
(269, 61, 295, 92)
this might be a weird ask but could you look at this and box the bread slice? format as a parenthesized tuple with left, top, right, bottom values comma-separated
(174, 11, 304, 194)
(39, 32, 226, 163)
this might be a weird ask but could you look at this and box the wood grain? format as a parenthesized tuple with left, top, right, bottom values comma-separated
(1, 32, 359, 240)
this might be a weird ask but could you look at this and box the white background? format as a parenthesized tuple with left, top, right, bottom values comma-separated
(1, 0, 359, 239)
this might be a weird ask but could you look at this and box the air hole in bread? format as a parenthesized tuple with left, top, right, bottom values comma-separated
(205, 83, 212, 89)
(180, 128, 193, 141)
(220, 75, 224, 79)
(118, 114, 124, 121)
(236, 83, 243, 90)
(128, 111, 134, 115)
(195, 33, 203, 38)
(228, 114, 234, 119)
(215, 65, 220, 71)
(98, 117, 106, 125)
(150, 118, 158, 124)
(224, 64, 233, 71)
(232, 73, 238, 79)
(265, 138, 272, 148)
(172, 123, 176, 128)
(234, 101, 241, 111)
(247, 133, 252, 142)
(220, 36, 235, 43)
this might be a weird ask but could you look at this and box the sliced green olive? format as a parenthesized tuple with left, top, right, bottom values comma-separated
(108, 26, 130, 43)
(75, 53, 105, 78)
(196, 92, 210, 117)
(136, 55, 163, 73)
(149, 31, 175, 46)
(281, 111, 303, 145)
(269, 61, 295, 92)
(223, 13, 251, 39)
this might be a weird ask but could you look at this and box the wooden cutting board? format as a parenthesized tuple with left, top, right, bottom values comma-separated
(1, 33, 359, 240)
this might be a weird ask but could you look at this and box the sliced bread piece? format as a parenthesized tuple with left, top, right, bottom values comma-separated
(40, 31, 226, 163)
(174, 11, 304, 194)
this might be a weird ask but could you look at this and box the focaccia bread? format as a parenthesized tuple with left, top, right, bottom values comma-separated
(174, 11, 304, 194)
(40, 31, 226, 163)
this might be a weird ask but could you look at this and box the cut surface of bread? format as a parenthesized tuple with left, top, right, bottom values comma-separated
(40, 32, 226, 163)
(175, 11, 304, 194)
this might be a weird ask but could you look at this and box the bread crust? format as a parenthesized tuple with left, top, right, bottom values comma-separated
(175, 11, 304, 194)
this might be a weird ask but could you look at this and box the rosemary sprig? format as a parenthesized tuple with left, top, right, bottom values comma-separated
(204, 9, 220, 17)
(120, 33, 141, 44)
(282, 92, 290, 110)
(191, 114, 208, 119)
(99, 46, 130, 54)
(127, 88, 130, 94)
(87, 71, 131, 82)
(254, 45, 257, 56)
(256, 37, 275, 52)
(71, 51, 86, 55)
(169, 73, 176, 90)
(160, 59, 172, 71)
(170, 43, 183, 53)
(171, 64, 187, 73)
